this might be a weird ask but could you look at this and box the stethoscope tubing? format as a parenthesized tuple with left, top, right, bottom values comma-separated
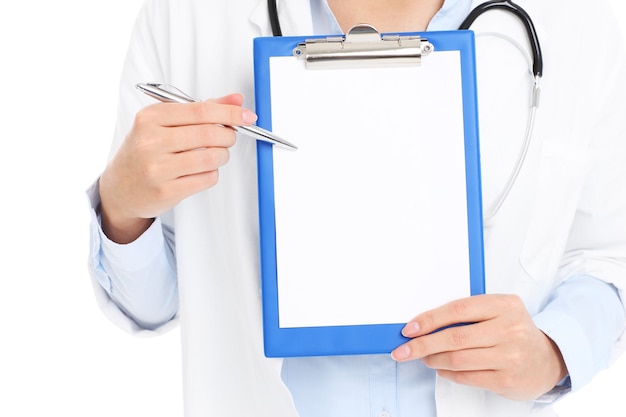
(458, 0, 542, 77)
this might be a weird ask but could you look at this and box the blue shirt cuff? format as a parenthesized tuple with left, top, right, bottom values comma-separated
(87, 179, 166, 273)
(533, 275, 625, 398)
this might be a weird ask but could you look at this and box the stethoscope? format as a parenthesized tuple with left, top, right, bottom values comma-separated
(267, 0, 543, 221)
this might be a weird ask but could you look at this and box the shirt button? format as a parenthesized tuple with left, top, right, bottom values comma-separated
(378, 412, 391, 417)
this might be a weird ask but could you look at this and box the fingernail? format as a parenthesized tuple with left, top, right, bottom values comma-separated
(402, 321, 420, 338)
(242, 110, 258, 124)
(391, 345, 410, 361)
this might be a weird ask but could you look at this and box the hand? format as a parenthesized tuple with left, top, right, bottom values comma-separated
(99, 94, 257, 243)
(391, 294, 568, 401)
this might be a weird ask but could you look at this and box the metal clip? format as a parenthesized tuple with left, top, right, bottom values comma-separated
(292, 24, 434, 70)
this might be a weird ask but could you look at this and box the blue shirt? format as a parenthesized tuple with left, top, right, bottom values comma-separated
(89, 1, 625, 416)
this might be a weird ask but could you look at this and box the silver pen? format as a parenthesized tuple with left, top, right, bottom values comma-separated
(136, 83, 297, 150)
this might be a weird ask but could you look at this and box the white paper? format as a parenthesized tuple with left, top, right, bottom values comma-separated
(270, 51, 471, 328)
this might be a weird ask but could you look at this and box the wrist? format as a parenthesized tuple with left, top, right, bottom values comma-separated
(99, 201, 154, 244)
(545, 332, 569, 388)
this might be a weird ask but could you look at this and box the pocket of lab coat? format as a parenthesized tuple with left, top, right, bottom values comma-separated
(519, 140, 592, 282)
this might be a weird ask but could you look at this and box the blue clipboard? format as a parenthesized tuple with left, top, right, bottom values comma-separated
(254, 28, 485, 358)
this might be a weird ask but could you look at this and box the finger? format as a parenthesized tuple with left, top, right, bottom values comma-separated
(391, 320, 499, 362)
(138, 99, 257, 129)
(213, 93, 245, 107)
(421, 346, 499, 372)
(144, 170, 222, 213)
(169, 169, 222, 197)
(158, 123, 237, 153)
(163, 147, 231, 180)
(436, 369, 505, 394)
(401, 294, 524, 338)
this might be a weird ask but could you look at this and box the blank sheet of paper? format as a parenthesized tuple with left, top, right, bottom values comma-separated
(269, 51, 471, 328)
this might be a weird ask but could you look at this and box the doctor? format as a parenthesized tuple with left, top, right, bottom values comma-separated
(87, 0, 626, 416)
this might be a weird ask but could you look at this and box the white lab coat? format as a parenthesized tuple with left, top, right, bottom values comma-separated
(90, 0, 626, 416)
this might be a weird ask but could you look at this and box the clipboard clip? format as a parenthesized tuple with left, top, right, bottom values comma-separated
(293, 24, 434, 70)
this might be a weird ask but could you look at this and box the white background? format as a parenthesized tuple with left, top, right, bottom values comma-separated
(0, 1, 624, 416)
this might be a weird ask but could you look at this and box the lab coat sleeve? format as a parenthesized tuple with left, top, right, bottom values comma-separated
(533, 275, 625, 394)
(87, 180, 178, 336)
(561, 7, 626, 334)
(87, 0, 181, 336)
(557, 2, 626, 361)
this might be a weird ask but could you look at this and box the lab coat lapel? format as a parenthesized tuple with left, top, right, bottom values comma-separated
(176, 182, 301, 417)
(175, 4, 311, 415)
